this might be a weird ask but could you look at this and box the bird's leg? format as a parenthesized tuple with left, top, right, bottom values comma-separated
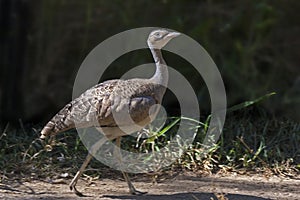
(114, 137, 146, 195)
(70, 136, 108, 196)
(121, 171, 147, 195)
(69, 153, 93, 197)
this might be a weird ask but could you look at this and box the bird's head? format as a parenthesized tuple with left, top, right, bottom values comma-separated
(147, 29, 180, 49)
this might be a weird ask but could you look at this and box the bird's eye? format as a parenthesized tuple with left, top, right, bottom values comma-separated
(154, 32, 161, 37)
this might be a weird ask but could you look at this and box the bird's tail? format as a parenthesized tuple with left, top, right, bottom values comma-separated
(40, 103, 75, 139)
(40, 120, 56, 139)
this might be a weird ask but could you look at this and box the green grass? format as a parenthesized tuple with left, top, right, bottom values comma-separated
(179, 109, 299, 176)
(0, 94, 299, 181)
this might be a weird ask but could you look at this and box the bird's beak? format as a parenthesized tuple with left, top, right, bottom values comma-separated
(166, 31, 181, 39)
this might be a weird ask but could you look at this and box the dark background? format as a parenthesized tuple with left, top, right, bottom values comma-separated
(1, 0, 299, 127)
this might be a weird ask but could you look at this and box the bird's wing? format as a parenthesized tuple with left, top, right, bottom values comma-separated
(40, 79, 121, 137)
(129, 96, 158, 125)
(41, 79, 164, 138)
(103, 79, 164, 129)
(70, 79, 120, 125)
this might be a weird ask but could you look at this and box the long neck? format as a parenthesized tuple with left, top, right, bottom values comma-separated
(149, 48, 168, 87)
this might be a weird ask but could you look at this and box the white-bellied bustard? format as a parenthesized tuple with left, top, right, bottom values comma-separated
(40, 29, 180, 196)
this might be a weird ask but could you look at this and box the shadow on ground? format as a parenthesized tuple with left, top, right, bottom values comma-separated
(1, 174, 299, 200)
(104, 192, 270, 200)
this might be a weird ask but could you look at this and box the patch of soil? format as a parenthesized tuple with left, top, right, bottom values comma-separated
(0, 172, 299, 200)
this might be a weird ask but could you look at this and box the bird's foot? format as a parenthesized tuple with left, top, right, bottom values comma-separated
(130, 188, 147, 195)
(70, 184, 86, 197)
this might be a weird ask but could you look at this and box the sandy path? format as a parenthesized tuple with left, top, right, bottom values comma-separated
(0, 173, 299, 200)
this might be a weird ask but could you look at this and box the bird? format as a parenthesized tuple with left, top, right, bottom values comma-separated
(40, 29, 181, 196)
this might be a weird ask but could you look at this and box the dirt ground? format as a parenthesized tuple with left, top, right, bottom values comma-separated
(0, 172, 299, 200)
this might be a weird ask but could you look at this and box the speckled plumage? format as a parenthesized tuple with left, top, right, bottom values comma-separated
(41, 78, 166, 139)
(40, 29, 180, 196)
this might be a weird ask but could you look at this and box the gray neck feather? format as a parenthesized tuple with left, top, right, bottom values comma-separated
(149, 48, 168, 87)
